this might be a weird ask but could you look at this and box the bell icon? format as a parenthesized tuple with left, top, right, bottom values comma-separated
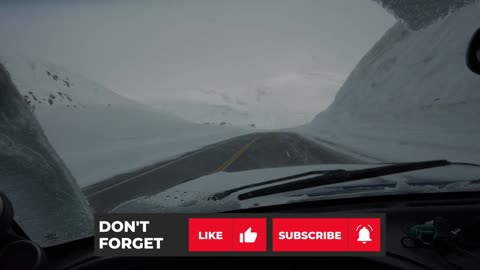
(357, 226, 372, 244)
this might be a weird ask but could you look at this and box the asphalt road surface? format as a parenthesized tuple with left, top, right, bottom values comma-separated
(83, 131, 358, 213)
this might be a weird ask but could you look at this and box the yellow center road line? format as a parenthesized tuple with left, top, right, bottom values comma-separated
(216, 138, 258, 172)
(216, 135, 262, 172)
(86, 135, 246, 198)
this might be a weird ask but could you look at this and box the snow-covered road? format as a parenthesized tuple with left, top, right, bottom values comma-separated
(84, 131, 358, 213)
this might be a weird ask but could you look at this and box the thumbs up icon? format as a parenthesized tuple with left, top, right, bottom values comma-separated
(239, 227, 257, 243)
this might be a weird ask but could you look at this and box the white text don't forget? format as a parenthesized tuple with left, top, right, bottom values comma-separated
(98, 220, 165, 250)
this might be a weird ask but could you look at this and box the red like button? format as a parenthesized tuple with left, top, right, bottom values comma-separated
(189, 218, 266, 252)
(189, 218, 232, 252)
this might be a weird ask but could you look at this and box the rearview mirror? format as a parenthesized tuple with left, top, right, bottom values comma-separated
(466, 27, 480, 75)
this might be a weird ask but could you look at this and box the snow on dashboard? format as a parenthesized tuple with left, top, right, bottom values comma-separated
(110, 164, 372, 213)
(111, 164, 480, 213)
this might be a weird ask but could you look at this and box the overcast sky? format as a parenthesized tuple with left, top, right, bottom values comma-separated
(0, 0, 394, 102)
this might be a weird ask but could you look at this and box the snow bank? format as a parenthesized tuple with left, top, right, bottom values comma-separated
(0, 52, 247, 187)
(300, 3, 480, 164)
(0, 63, 93, 246)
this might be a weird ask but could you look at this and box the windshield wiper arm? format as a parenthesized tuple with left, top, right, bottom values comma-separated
(208, 170, 330, 201)
(237, 159, 452, 201)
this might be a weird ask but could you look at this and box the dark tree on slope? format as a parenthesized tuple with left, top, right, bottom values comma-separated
(373, 0, 475, 30)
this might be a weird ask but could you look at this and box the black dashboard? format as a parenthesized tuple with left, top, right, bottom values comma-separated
(3, 191, 480, 270)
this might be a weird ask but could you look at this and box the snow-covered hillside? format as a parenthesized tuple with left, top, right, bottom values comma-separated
(0, 52, 247, 187)
(151, 71, 345, 130)
(300, 3, 480, 163)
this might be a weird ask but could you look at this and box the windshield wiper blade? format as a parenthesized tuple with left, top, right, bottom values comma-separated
(208, 170, 330, 201)
(237, 159, 452, 201)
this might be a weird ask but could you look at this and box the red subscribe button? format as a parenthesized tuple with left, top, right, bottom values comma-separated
(272, 218, 381, 252)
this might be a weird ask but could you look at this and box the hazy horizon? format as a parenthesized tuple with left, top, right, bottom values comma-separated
(0, 0, 395, 128)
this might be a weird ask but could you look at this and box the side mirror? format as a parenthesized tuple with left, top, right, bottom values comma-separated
(466, 27, 480, 75)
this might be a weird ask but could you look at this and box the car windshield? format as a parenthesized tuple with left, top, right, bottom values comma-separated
(1, 0, 480, 247)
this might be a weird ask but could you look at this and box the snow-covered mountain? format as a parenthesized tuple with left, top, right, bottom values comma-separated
(150, 71, 346, 130)
(0, 52, 246, 187)
(301, 2, 480, 164)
